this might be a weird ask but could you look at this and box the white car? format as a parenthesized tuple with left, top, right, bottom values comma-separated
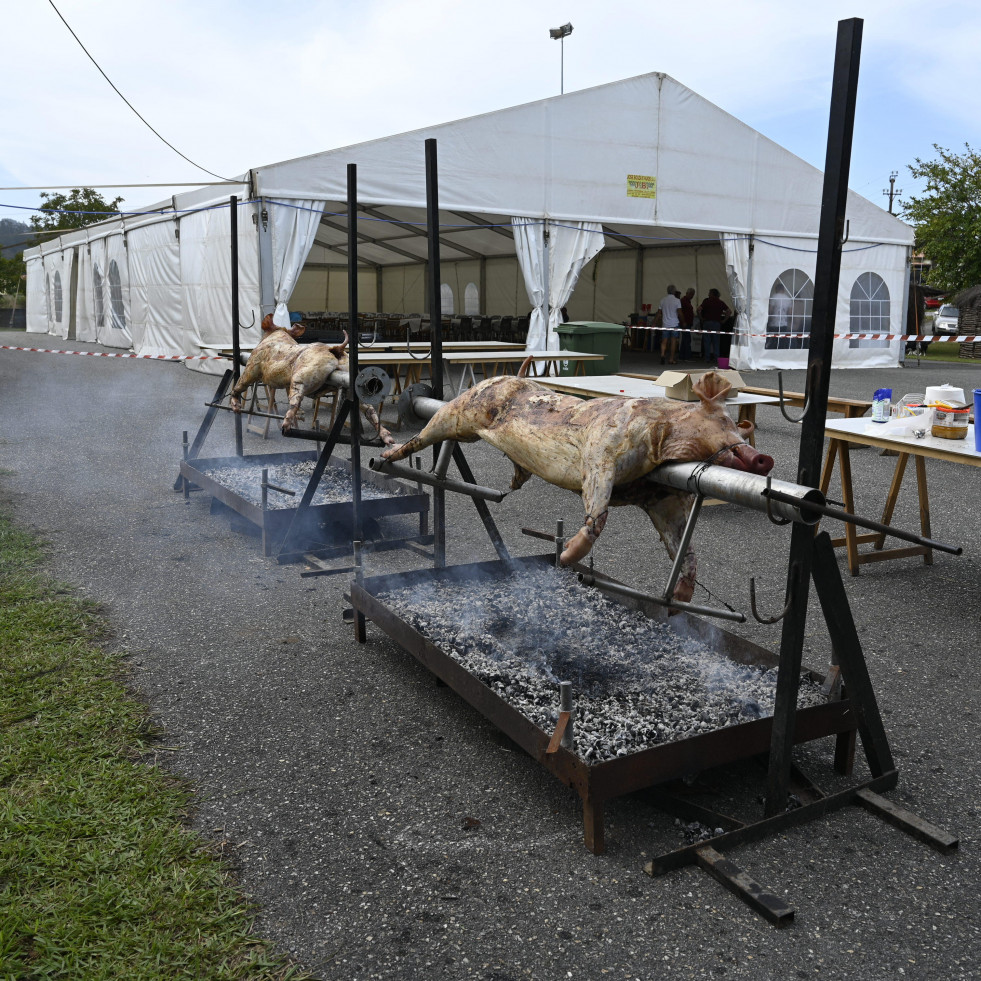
(932, 304, 960, 336)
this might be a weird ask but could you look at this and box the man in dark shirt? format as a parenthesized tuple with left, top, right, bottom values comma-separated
(697, 289, 731, 364)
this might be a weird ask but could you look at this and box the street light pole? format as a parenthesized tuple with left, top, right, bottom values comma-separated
(549, 22, 573, 95)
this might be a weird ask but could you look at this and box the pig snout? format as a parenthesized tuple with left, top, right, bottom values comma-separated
(727, 442, 774, 475)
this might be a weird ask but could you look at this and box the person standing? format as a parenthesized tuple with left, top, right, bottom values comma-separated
(679, 287, 695, 360)
(697, 288, 731, 365)
(659, 284, 682, 365)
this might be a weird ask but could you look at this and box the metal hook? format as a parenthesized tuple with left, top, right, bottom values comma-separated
(840, 219, 850, 246)
(777, 370, 808, 424)
(749, 576, 793, 624)
(239, 310, 256, 330)
(406, 324, 429, 360)
(763, 474, 791, 526)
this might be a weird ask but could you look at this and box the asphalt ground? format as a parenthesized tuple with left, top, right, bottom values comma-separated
(1, 329, 979, 980)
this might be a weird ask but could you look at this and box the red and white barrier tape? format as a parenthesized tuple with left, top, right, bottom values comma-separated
(0, 344, 228, 361)
(631, 326, 981, 343)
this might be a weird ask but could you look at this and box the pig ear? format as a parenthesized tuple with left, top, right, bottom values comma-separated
(693, 370, 732, 405)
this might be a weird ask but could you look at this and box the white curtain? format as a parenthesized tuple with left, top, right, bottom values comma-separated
(269, 199, 324, 328)
(722, 234, 751, 370)
(513, 217, 605, 350)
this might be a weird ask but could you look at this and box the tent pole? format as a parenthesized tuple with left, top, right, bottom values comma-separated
(542, 220, 551, 351)
(230, 195, 243, 457)
(257, 197, 275, 318)
(425, 138, 446, 568)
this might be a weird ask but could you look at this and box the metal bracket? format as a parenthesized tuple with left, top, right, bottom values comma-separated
(354, 366, 392, 407)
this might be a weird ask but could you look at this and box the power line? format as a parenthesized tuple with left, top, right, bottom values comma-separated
(0, 183, 239, 191)
(45, 0, 234, 182)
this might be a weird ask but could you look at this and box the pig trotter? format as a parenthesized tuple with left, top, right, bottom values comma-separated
(560, 510, 608, 565)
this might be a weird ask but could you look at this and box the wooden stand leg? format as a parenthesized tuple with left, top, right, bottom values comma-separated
(915, 455, 933, 566)
(738, 405, 758, 447)
(583, 798, 605, 854)
(874, 453, 909, 549)
(819, 439, 839, 497)
(837, 442, 860, 575)
(834, 727, 857, 775)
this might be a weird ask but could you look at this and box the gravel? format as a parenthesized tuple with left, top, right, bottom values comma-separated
(204, 460, 404, 508)
(380, 565, 825, 763)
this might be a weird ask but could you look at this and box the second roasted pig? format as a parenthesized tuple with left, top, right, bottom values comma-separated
(382, 365, 773, 601)
(229, 328, 393, 444)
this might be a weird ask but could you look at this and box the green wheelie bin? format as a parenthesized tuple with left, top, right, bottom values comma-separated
(555, 321, 626, 376)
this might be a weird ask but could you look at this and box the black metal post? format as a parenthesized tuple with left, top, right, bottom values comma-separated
(765, 17, 864, 816)
(425, 138, 446, 567)
(230, 195, 243, 456)
(347, 165, 364, 547)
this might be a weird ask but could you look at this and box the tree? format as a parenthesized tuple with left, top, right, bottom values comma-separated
(901, 144, 981, 293)
(0, 252, 26, 298)
(29, 188, 123, 246)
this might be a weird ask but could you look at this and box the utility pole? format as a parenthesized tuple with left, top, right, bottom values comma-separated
(883, 171, 901, 214)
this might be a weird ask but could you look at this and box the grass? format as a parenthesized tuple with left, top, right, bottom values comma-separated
(907, 340, 976, 364)
(0, 512, 314, 981)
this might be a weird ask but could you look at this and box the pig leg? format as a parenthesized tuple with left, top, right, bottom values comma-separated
(282, 379, 312, 432)
(381, 405, 481, 462)
(359, 403, 395, 446)
(510, 463, 533, 491)
(560, 467, 615, 565)
(229, 359, 262, 411)
(641, 492, 696, 603)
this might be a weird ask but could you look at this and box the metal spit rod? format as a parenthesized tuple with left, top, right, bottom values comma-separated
(369, 457, 507, 502)
(578, 571, 747, 624)
(649, 462, 825, 525)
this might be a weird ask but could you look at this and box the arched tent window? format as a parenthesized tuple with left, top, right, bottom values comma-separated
(53, 271, 63, 323)
(849, 272, 890, 348)
(765, 269, 813, 350)
(440, 283, 454, 317)
(93, 265, 105, 330)
(463, 282, 479, 315)
(108, 259, 126, 330)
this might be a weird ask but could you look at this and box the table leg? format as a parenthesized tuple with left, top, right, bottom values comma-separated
(915, 455, 933, 566)
(820, 439, 839, 497)
(838, 441, 860, 576)
(874, 452, 909, 550)
(738, 405, 757, 447)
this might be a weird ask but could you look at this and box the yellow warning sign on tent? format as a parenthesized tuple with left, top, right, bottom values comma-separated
(627, 175, 656, 198)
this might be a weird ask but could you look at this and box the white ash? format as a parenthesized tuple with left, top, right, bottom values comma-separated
(379, 566, 826, 764)
(204, 461, 402, 509)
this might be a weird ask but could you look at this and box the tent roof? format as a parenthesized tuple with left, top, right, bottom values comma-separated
(28, 72, 913, 265)
(252, 72, 913, 256)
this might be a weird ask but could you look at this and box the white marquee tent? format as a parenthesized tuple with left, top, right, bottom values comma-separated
(25, 72, 915, 369)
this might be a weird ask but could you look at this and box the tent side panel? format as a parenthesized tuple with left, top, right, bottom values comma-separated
(179, 204, 261, 350)
(25, 255, 47, 334)
(128, 220, 187, 357)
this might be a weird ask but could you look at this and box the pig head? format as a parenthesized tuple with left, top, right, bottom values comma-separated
(229, 330, 393, 444)
(382, 367, 772, 603)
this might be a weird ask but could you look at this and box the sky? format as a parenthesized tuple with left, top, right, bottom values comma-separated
(3, 0, 980, 233)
